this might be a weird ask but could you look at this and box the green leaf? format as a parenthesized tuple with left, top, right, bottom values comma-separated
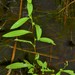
(11, 17, 29, 29)
(3, 30, 32, 37)
(35, 25, 42, 40)
(27, 0, 32, 3)
(15, 39, 34, 47)
(63, 70, 74, 75)
(27, 3, 33, 16)
(33, 74, 38, 75)
(24, 60, 30, 64)
(24, 60, 33, 69)
(42, 61, 47, 68)
(35, 53, 39, 60)
(6, 62, 27, 69)
(39, 37, 56, 45)
(28, 68, 34, 74)
(56, 71, 61, 75)
(37, 60, 43, 67)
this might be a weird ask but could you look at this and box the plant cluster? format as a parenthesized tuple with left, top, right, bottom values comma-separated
(2, 0, 75, 75)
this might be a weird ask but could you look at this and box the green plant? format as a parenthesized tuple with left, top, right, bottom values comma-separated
(6, 54, 54, 75)
(2, 0, 75, 75)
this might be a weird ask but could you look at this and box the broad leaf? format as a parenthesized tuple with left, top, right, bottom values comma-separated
(35, 25, 42, 40)
(27, 3, 33, 16)
(15, 39, 34, 47)
(35, 53, 39, 60)
(11, 17, 29, 29)
(63, 70, 74, 75)
(39, 37, 56, 45)
(6, 62, 27, 69)
(27, 0, 32, 3)
(37, 60, 43, 67)
(3, 30, 32, 37)
(56, 71, 61, 75)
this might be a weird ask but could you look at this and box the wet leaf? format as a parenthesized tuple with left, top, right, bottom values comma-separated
(3, 30, 32, 37)
(37, 60, 43, 67)
(35, 25, 42, 40)
(15, 39, 34, 47)
(6, 62, 27, 69)
(11, 17, 29, 29)
(35, 53, 39, 60)
(63, 70, 74, 75)
(27, 3, 33, 16)
(28, 68, 34, 74)
(56, 71, 61, 75)
(39, 37, 56, 45)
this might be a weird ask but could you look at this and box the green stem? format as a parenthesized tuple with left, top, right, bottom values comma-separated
(29, 15, 36, 52)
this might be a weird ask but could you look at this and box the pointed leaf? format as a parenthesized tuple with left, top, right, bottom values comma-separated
(39, 37, 56, 45)
(63, 70, 74, 75)
(35, 25, 42, 40)
(24, 60, 30, 64)
(27, 0, 32, 3)
(15, 39, 34, 47)
(6, 62, 27, 69)
(37, 60, 43, 67)
(42, 61, 47, 68)
(35, 53, 39, 60)
(28, 68, 34, 74)
(27, 3, 33, 16)
(11, 17, 29, 29)
(3, 30, 32, 37)
(56, 71, 61, 75)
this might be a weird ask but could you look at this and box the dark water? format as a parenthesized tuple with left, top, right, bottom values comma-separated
(0, 0, 75, 75)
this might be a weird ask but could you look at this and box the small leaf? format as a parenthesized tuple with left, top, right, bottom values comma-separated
(27, 0, 32, 3)
(24, 60, 30, 64)
(35, 25, 42, 40)
(3, 30, 32, 37)
(37, 60, 43, 67)
(56, 71, 61, 75)
(6, 62, 27, 69)
(11, 17, 29, 29)
(63, 70, 74, 75)
(42, 61, 47, 68)
(27, 3, 33, 16)
(39, 37, 56, 45)
(15, 39, 34, 47)
(35, 53, 39, 60)
(28, 68, 34, 74)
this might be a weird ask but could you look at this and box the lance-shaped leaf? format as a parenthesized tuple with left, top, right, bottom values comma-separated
(27, 3, 33, 16)
(35, 53, 39, 60)
(39, 37, 56, 45)
(35, 25, 42, 40)
(42, 61, 47, 68)
(37, 60, 43, 67)
(15, 39, 34, 47)
(28, 68, 34, 74)
(27, 0, 32, 3)
(63, 70, 75, 75)
(10, 17, 29, 29)
(6, 62, 28, 69)
(3, 30, 32, 37)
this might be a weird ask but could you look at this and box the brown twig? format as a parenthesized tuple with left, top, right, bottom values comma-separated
(58, 0, 75, 13)
(8, 45, 59, 59)
(6, 0, 23, 75)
